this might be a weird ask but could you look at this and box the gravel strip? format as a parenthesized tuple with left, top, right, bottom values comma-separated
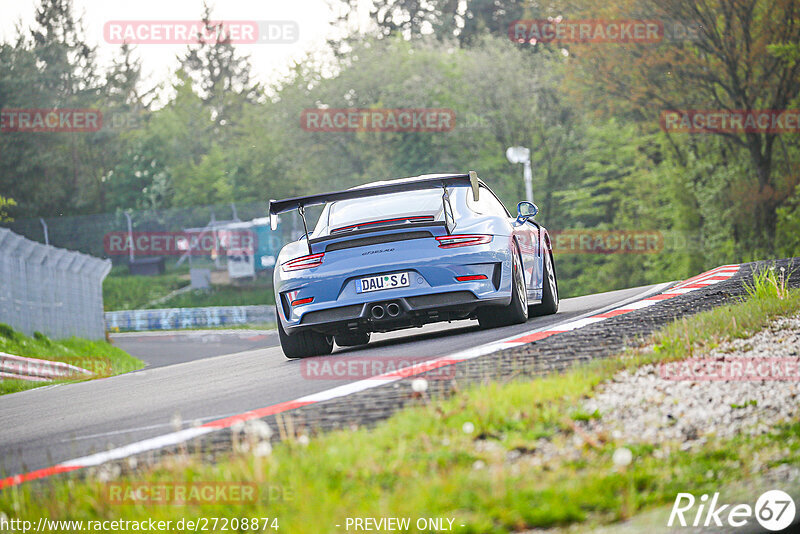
(581, 313, 800, 451)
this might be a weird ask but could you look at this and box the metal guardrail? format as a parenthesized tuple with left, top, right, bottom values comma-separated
(0, 228, 110, 339)
(104, 305, 277, 332)
(0, 351, 91, 381)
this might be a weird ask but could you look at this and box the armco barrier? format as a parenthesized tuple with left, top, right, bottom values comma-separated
(0, 228, 110, 339)
(105, 305, 276, 331)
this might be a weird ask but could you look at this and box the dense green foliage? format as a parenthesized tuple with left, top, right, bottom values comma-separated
(1, 0, 798, 298)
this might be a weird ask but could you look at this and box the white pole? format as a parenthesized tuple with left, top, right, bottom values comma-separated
(124, 211, 134, 263)
(39, 218, 49, 246)
(523, 160, 533, 203)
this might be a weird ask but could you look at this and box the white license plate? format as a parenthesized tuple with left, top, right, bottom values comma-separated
(356, 272, 410, 293)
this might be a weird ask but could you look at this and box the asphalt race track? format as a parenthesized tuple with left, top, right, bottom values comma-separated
(0, 283, 669, 480)
(112, 329, 279, 368)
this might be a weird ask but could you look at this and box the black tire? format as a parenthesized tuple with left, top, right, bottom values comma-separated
(477, 242, 528, 328)
(530, 251, 559, 316)
(276, 306, 334, 359)
(335, 331, 371, 347)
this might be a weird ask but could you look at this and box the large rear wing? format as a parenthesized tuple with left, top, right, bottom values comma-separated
(268, 172, 482, 231)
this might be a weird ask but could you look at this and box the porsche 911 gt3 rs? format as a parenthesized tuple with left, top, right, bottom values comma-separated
(268, 172, 558, 358)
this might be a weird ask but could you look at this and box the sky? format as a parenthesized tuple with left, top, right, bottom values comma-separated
(0, 0, 370, 91)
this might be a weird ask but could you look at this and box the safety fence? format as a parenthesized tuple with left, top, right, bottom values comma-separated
(0, 228, 110, 339)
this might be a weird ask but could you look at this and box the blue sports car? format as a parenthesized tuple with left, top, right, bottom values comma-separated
(268, 172, 558, 358)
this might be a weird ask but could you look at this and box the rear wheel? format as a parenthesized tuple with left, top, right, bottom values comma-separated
(530, 252, 559, 316)
(276, 306, 334, 359)
(335, 331, 371, 347)
(478, 243, 528, 328)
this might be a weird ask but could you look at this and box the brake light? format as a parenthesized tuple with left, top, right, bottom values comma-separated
(455, 274, 488, 282)
(282, 253, 324, 272)
(291, 297, 314, 306)
(436, 235, 493, 248)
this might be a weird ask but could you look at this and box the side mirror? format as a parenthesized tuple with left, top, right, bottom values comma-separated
(516, 201, 538, 222)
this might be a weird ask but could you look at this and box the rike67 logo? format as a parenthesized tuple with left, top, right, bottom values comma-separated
(669, 490, 796, 531)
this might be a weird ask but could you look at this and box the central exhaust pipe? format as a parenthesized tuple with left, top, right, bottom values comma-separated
(371, 305, 385, 319)
(386, 302, 401, 317)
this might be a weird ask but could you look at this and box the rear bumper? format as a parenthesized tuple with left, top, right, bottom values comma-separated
(282, 290, 510, 335)
(275, 235, 515, 335)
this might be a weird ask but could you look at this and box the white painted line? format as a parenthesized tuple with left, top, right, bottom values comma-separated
(298, 377, 398, 403)
(551, 316, 607, 331)
(59, 427, 214, 468)
(615, 299, 659, 310)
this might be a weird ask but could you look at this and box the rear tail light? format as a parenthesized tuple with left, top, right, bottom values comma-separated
(291, 297, 314, 306)
(455, 274, 488, 282)
(282, 253, 324, 272)
(436, 234, 493, 248)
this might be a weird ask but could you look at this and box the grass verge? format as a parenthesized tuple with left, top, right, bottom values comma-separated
(2, 269, 799, 532)
(152, 284, 275, 308)
(103, 274, 274, 311)
(103, 274, 188, 311)
(0, 325, 143, 396)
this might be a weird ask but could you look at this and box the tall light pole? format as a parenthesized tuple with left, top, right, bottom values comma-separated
(505, 146, 533, 203)
(39, 218, 49, 246)
(124, 211, 135, 264)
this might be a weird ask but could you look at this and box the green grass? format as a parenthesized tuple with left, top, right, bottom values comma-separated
(104, 273, 274, 311)
(103, 274, 188, 310)
(151, 284, 275, 308)
(0, 325, 144, 395)
(3, 269, 799, 531)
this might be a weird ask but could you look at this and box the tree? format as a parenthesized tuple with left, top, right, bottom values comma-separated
(0, 0, 103, 217)
(0, 196, 16, 222)
(331, 0, 533, 48)
(568, 0, 800, 255)
(178, 3, 261, 131)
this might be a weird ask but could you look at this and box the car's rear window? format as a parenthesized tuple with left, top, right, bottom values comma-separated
(325, 188, 445, 231)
